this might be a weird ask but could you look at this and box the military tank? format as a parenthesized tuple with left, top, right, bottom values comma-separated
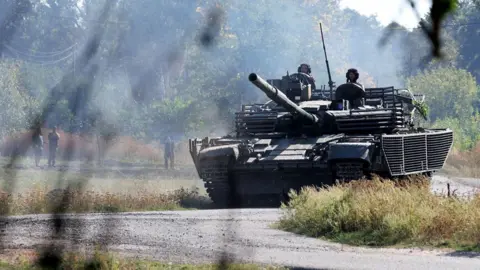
(188, 70, 453, 208)
(189, 23, 453, 208)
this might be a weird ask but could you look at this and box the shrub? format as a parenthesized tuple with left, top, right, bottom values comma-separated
(277, 175, 480, 250)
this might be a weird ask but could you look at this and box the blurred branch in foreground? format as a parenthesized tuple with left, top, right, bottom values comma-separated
(379, 0, 458, 60)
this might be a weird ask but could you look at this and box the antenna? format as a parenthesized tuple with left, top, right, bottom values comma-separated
(319, 22, 335, 100)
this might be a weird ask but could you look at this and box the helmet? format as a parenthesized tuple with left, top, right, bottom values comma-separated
(346, 68, 359, 82)
(297, 63, 311, 74)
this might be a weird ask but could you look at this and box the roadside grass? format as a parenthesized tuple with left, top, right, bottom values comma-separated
(275, 175, 480, 252)
(0, 249, 288, 270)
(0, 168, 212, 215)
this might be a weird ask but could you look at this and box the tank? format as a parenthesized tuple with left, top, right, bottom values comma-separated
(188, 72, 454, 208)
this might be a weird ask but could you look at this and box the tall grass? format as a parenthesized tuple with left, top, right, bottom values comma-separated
(0, 185, 211, 215)
(277, 175, 480, 250)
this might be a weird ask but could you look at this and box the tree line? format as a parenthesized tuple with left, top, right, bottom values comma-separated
(0, 0, 478, 151)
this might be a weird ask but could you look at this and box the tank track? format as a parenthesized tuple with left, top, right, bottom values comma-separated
(334, 162, 366, 182)
(199, 157, 238, 208)
(333, 161, 434, 183)
(199, 157, 285, 208)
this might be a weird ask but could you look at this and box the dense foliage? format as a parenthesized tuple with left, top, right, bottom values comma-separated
(0, 0, 478, 151)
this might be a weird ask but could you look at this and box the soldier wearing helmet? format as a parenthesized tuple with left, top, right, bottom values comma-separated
(346, 68, 359, 83)
(346, 68, 364, 89)
(297, 63, 316, 89)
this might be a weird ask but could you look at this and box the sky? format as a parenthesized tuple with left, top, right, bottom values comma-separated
(339, 0, 432, 29)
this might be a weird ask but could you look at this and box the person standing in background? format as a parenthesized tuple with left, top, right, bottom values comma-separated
(164, 136, 175, 169)
(48, 126, 60, 167)
(32, 127, 43, 167)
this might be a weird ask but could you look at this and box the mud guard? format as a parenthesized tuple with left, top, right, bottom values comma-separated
(198, 144, 240, 161)
(326, 142, 374, 165)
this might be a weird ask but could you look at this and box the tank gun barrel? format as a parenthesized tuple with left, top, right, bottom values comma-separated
(248, 73, 317, 123)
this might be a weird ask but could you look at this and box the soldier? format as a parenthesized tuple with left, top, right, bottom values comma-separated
(31, 127, 43, 167)
(164, 136, 175, 169)
(48, 126, 60, 167)
(346, 68, 364, 89)
(346, 68, 359, 83)
(297, 63, 316, 90)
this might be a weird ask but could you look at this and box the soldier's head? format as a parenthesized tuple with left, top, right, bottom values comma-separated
(52, 126, 56, 132)
(346, 68, 359, 83)
(298, 63, 311, 74)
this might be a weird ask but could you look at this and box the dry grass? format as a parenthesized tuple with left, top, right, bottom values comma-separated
(0, 168, 210, 215)
(0, 249, 287, 270)
(444, 144, 480, 178)
(276, 175, 480, 251)
(0, 185, 209, 215)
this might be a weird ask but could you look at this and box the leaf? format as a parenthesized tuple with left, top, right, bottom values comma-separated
(413, 99, 429, 121)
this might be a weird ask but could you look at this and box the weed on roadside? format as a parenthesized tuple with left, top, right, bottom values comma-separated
(276, 175, 480, 251)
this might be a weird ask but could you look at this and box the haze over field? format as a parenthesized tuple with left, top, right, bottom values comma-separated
(0, 1, 480, 269)
(1, 0, 477, 147)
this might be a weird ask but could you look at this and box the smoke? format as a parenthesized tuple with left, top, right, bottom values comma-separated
(0, 0, 414, 141)
(339, 8, 407, 88)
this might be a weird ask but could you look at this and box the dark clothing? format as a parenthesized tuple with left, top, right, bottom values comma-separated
(32, 133, 43, 166)
(48, 148, 57, 166)
(48, 132, 59, 167)
(32, 134, 43, 156)
(164, 138, 175, 169)
(298, 72, 316, 90)
(305, 74, 316, 90)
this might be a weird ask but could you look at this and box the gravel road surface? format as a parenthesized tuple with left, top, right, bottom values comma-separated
(2, 174, 480, 270)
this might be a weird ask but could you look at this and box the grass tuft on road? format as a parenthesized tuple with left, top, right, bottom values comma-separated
(276, 175, 480, 251)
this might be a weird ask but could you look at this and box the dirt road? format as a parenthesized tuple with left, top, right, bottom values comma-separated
(2, 174, 480, 269)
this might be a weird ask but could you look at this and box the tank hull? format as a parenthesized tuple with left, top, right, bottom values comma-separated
(189, 129, 454, 208)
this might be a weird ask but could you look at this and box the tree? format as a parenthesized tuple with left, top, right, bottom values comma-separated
(0, 59, 41, 137)
(407, 67, 478, 122)
(446, 0, 480, 83)
(397, 12, 460, 82)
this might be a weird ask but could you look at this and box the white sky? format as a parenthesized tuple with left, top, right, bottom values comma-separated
(339, 0, 432, 29)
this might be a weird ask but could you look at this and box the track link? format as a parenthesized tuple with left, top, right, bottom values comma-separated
(334, 161, 367, 182)
(199, 157, 235, 208)
(199, 157, 285, 208)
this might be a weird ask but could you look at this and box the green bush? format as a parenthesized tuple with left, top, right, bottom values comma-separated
(277, 176, 480, 249)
